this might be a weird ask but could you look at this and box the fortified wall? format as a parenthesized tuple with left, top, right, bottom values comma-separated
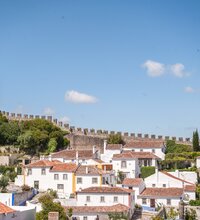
(0, 110, 192, 151)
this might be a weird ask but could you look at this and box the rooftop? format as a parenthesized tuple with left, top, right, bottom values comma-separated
(50, 163, 77, 172)
(125, 140, 164, 149)
(122, 178, 144, 186)
(77, 186, 134, 194)
(139, 188, 183, 198)
(51, 149, 95, 159)
(0, 202, 16, 214)
(113, 151, 160, 160)
(26, 160, 62, 168)
(75, 165, 104, 175)
(106, 144, 123, 150)
(184, 185, 196, 192)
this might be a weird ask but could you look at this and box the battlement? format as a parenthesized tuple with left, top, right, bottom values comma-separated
(0, 110, 191, 143)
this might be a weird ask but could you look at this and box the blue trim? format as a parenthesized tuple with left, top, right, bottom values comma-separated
(12, 193, 15, 206)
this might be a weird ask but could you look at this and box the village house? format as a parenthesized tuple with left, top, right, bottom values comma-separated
(123, 140, 166, 160)
(112, 151, 161, 179)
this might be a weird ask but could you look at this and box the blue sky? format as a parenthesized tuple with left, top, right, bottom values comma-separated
(1, 0, 200, 138)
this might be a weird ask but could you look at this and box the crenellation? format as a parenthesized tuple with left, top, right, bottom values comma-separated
(84, 128, 88, 135)
(29, 115, 34, 119)
(6, 112, 9, 116)
(137, 133, 142, 138)
(70, 126, 75, 132)
(77, 128, 82, 132)
(110, 131, 115, 135)
(11, 113, 15, 118)
(47, 116, 52, 122)
(58, 121, 63, 127)
(103, 130, 108, 135)
(165, 136, 170, 140)
(185, 138, 190, 142)
(90, 129, 95, 134)
(117, 132, 122, 136)
(124, 132, 129, 136)
(64, 123, 69, 129)
(179, 137, 183, 142)
(53, 119, 58, 124)
(151, 135, 156, 139)
(35, 115, 40, 119)
(17, 113, 22, 119)
(172, 137, 176, 141)
(24, 114, 28, 119)
(130, 133, 135, 137)
(144, 134, 149, 138)
(41, 115, 46, 120)
(158, 135, 163, 140)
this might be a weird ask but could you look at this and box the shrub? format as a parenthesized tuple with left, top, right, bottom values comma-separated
(141, 166, 155, 178)
(189, 200, 200, 206)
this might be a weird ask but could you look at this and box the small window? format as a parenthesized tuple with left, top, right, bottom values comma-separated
(152, 149, 155, 153)
(92, 178, 98, 184)
(132, 149, 135, 152)
(121, 161, 127, 168)
(83, 217, 87, 220)
(114, 196, 118, 202)
(152, 184, 156, 187)
(57, 184, 64, 190)
(100, 196, 105, 203)
(77, 177, 82, 184)
(142, 198, 147, 204)
(86, 196, 90, 202)
(167, 199, 171, 205)
(54, 174, 59, 180)
(163, 184, 166, 188)
(28, 169, 32, 175)
(140, 149, 143, 152)
(63, 174, 68, 180)
(41, 168, 46, 175)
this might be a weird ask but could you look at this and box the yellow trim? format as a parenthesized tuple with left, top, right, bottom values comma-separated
(100, 174, 102, 186)
(72, 172, 76, 193)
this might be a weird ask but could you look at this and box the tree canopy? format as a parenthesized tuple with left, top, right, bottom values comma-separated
(193, 130, 200, 152)
(107, 134, 124, 144)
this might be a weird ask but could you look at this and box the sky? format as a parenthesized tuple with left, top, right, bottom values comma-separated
(0, 0, 200, 138)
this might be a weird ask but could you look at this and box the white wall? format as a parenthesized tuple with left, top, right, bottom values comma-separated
(196, 158, 200, 168)
(167, 171, 197, 184)
(137, 197, 181, 207)
(101, 149, 121, 163)
(0, 193, 13, 206)
(76, 175, 101, 191)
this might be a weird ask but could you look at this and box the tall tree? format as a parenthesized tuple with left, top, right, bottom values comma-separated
(193, 130, 199, 151)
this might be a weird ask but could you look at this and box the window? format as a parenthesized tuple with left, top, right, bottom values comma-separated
(86, 196, 90, 202)
(121, 161, 127, 168)
(63, 174, 68, 180)
(163, 184, 166, 188)
(152, 149, 155, 153)
(83, 217, 87, 220)
(167, 199, 171, 205)
(132, 149, 135, 152)
(140, 149, 143, 152)
(100, 196, 105, 203)
(54, 174, 59, 180)
(28, 169, 32, 175)
(41, 168, 46, 175)
(57, 184, 64, 190)
(77, 177, 82, 184)
(152, 184, 156, 187)
(114, 196, 118, 202)
(92, 178, 98, 184)
(142, 198, 147, 205)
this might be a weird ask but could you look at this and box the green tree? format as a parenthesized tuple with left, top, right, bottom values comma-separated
(0, 175, 9, 192)
(108, 212, 128, 220)
(108, 134, 124, 144)
(193, 130, 199, 152)
(185, 208, 197, 220)
(117, 170, 125, 184)
(36, 194, 67, 220)
(166, 207, 178, 220)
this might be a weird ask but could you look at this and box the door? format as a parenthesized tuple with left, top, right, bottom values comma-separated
(34, 181, 39, 189)
(150, 199, 155, 207)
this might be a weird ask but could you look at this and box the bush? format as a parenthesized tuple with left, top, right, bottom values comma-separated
(166, 140, 192, 154)
(141, 166, 155, 178)
(189, 200, 200, 206)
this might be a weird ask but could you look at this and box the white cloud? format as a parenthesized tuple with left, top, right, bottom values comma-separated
(143, 60, 165, 77)
(184, 86, 195, 93)
(60, 116, 70, 123)
(65, 90, 98, 104)
(43, 107, 55, 115)
(170, 63, 188, 78)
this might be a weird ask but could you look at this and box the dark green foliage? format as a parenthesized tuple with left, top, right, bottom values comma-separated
(141, 166, 155, 178)
(189, 200, 200, 206)
(108, 134, 124, 144)
(108, 212, 128, 220)
(0, 166, 17, 182)
(0, 175, 9, 192)
(185, 208, 197, 220)
(193, 130, 200, 152)
(165, 140, 192, 154)
(36, 194, 67, 220)
(117, 170, 125, 184)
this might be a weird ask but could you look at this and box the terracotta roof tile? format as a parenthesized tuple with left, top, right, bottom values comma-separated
(0, 202, 16, 214)
(113, 151, 160, 160)
(139, 188, 183, 198)
(184, 185, 196, 192)
(64, 204, 130, 213)
(125, 140, 164, 149)
(77, 186, 134, 194)
(50, 163, 77, 172)
(122, 178, 144, 186)
(26, 160, 62, 168)
(75, 165, 103, 175)
(51, 149, 94, 159)
(106, 144, 123, 150)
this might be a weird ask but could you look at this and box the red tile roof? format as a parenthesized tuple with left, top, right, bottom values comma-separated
(75, 165, 104, 175)
(106, 144, 123, 150)
(0, 202, 16, 214)
(139, 188, 183, 198)
(26, 160, 62, 168)
(51, 149, 94, 159)
(77, 186, 134, 194)
(50, 163, 77, 172)
(122, 178, 144, 186)
(161, 171, 194, 185)
(125, 140, 164, 149)
(113, 151, 160, 160)
(64, 204, 130, 213)
(184, 185, 196, 192)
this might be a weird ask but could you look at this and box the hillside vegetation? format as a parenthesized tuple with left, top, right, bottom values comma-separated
(0, 113, 69, 155)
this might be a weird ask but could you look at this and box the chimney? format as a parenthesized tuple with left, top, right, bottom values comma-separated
(155, 167, 159, 184)
(86, 166, 88, 174)
(93, 145, 96, 154)
(76, 151, 79, 165)
(103, 140, 107, 153)
(49, 155, 52, 161)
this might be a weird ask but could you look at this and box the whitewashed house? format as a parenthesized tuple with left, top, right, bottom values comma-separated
(123, 140, 165, 160)
(112, 151, 160, 179)
(122, 178, 145, 204)
(101, 140, 123, 163)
